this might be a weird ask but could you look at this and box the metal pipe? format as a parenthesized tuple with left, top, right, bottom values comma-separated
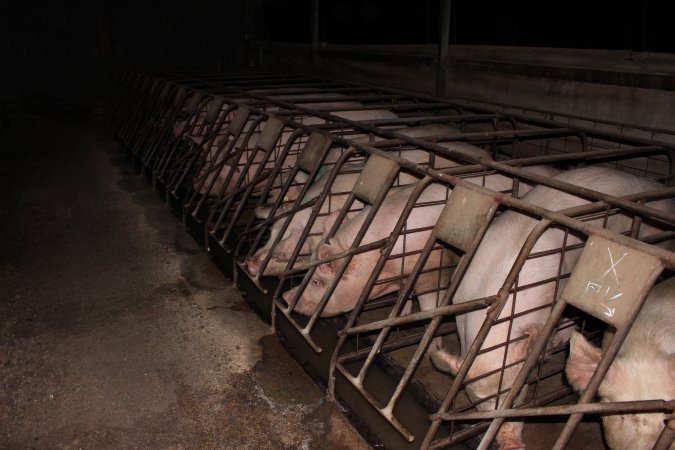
(432, 399, 675, 421)
(338, 296, 497, 336)
(311, 0, 320, 70)
(436, 0, 452, 97)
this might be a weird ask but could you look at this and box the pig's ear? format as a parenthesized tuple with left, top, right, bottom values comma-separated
(565, 331, 601, 392)
(429, 349, 463, 376)
(508, 325, 541, 366)
(317, 243, 340, 275)
(318, 243, 339, 260)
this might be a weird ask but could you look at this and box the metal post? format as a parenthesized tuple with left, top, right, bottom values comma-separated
(311, 0, 320, 71)
(436, 0, 452, 98)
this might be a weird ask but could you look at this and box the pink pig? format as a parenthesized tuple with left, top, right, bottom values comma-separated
(566, 277, 675, 450)
(430, 167, 675, 450)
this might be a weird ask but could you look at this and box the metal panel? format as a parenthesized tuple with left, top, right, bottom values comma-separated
(206, 97, 226, 124)
(185, 92, 203, 114)
(353, 154, 400, 204)
(433, 185, 499, 252)
(229, 105, 252, 137)
(257, 116, 285, 151)
(562, 235, 664, 327)
(296, 133, 333, 173)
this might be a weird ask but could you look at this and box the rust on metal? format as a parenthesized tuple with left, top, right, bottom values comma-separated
(352, 154, 400, 204)
(296, 132, 333, 173)
(433, 184, 499, 252)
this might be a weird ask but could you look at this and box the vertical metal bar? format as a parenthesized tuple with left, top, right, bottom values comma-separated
(436, 0, 452, 98)
(311, 0, 320, 70)
(550, 268, 664, 450)
(422, 219, 552, 450)
(475, 297, 569, 450)
(654, 415, 675, 450)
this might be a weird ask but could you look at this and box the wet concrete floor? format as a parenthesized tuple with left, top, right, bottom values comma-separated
(0, 119, 369, 449)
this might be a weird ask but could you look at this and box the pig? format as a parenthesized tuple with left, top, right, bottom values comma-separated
(258, 122, 466, 212)
(260, 122, 466, 206)
(193, 91, 387, 196)
(566, 277, 675, 450)
(246, 124, 479, 277)
(171, 94, 209, 141)
(245, 166, 364, 277)
(429, 166, 675, 450)
(281, 181, 453, 317)
(280, 157, 557, 320)
(194, 105, 399, 197)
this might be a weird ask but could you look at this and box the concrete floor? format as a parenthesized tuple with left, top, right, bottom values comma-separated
(0, 119, 368, 449)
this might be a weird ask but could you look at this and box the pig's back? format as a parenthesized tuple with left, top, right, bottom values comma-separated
(456, 167, 674, 309)
(623, 277, 675, 357)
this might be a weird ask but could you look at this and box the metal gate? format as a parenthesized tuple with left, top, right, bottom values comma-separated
(105, 68, 675, 450)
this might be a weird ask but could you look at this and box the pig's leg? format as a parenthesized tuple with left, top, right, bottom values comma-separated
(418, 291, 445, 351)
(496, 421, 527, 450)
(429, 346, 463, 375)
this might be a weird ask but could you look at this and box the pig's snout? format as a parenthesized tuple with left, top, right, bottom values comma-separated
(281, 288, 294, 306)
(497, 422, 526, 450)
(280, 288, 316, 316)
(245, 256, 260, 276)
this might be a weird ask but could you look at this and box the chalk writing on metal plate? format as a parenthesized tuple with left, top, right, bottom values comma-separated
(582, 247, 627, 318)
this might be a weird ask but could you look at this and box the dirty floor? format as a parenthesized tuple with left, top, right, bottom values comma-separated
(0, 119, 369, 450)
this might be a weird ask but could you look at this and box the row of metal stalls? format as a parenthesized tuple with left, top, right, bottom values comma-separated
(105, 69, 675, 450)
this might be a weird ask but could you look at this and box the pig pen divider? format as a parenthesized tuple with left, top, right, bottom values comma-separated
(466, 229, 667, 450)
(264, 124, 672, 348)
(187, 110, 267, 226)
(145, 84, 237, 181)
(110, 73, 168, 155)
(138, 83, 190, 175)
(114, 73, 156, 146)
(153, 89, 211, 182)
(321, 165, 675, 448)
(164, 96, 234, 202)
(113, 74, 158, 147)
(273, 153, 403, 353)
(205, 115, 287, 247)
(231, 132, 339, 291)
(130, 81, 179, 171)
(106, 70, 675, 450)
(196, 114, 359, 261)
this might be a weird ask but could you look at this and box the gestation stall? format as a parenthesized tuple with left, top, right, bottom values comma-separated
(106, 68, 675, 450)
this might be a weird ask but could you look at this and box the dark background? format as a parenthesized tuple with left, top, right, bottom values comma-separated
(1, 0, 672, 118)
(260, 0, 672, 52)
(1, 0, 244, 117)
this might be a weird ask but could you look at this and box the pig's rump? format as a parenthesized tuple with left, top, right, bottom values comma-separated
(431, 166, 675, 449)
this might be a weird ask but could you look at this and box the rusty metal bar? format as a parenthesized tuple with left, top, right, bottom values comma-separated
(654, 415, 675, 450)
(436, 0, 451, 97)
(422, 218, 552, 449)
(337, 322, 458, 365)
(280, 237, 390, 277)
(338, 296, 497, 336)
(433, 399, 675, 421)
(168, 103, 237, 197)
(550, 271, 664, 449)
